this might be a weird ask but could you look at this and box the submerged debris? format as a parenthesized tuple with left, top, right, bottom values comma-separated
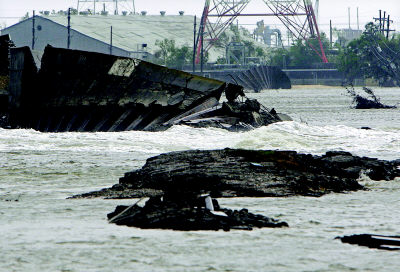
(107, 195, 288, 231)
(337, 234, 400, 251)
(345, 85, 397, 109)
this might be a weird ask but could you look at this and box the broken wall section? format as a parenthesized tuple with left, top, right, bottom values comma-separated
(9, 45, 233, 132)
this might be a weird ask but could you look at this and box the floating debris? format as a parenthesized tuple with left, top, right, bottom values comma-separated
(345, 85, 397, 109)
(337, 234, 400, 251)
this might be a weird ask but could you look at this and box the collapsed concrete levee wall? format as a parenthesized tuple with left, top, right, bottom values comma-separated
(9, 45, 240, 132)
(6, 45, 289, 132)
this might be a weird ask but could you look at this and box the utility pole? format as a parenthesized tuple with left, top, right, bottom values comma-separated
(67, 8, 71, 49)
(374, 10, 383, 33)
(110, 26, 113, 55)
(200, 18, 204, 73)
(384, 15, 394, 38)
(193, 15, 197, 73)
(115, 0, 118, 15)
(383, 11, 386, 34)
(330, 20, 332, 49)
(93, 0, 96, 14)
(374, 10, 395, 38)
(32, 10, 35, 50)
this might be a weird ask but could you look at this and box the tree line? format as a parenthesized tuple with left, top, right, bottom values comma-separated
(153, 21, 399, 86)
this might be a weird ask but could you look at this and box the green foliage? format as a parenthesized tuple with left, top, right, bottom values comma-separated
(169, 45, 192, 68)
(212, 32, 229, 49)
(337, 22, 400, 85)
(230, 24, 241, 42)
(69, 8, 78, 15)
(269, 48, 289, 67)
(270, 33, 331, 67)
(154, 39, 198, 69)
(155, 39, 176, 65)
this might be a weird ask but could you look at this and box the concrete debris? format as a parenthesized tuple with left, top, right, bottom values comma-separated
(3, 45, 290, 132)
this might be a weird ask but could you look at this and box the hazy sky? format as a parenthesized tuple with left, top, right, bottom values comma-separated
(1, 0, 399, 33)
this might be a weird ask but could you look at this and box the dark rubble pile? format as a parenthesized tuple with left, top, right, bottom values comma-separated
(74, 149, 400, 200)
(177, 98, 290, 132)
(107, 195, 288, 231)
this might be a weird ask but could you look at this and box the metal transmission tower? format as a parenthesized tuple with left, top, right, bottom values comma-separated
(195, 0, 251, 64)
(77, 0, 135, 15)
(263, 0, 328, 63)
(195, 0, 328, 64)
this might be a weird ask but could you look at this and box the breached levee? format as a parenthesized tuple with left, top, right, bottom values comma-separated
(5, 45, 290, 132)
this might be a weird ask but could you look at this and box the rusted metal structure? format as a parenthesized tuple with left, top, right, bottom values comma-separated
(195, 0, 328, 64)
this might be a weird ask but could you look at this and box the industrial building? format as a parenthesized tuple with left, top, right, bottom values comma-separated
(0, 12, 200, 61)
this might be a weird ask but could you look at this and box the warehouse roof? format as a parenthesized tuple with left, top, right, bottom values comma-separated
(2, 14, 270, 62)
(46, 14, 198, 54)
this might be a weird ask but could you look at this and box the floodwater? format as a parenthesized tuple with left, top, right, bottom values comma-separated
(1, 87, 400, 271)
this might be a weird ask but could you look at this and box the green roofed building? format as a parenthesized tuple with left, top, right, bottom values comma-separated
(1, 13, 205, 61)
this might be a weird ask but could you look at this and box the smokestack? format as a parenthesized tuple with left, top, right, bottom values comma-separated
(357, 7, 359, 30)
(348, 7, 351, 29)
